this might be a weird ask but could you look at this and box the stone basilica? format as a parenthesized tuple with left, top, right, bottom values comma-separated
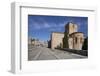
(51, 22, 84, 50)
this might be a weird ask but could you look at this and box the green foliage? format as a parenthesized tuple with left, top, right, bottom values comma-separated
(31, 38, 35, 41)
(63, 36, 68, 48)
(56, 43, 63, 49)
(63, 32, 69, 48)
(82, 37, 88, 50)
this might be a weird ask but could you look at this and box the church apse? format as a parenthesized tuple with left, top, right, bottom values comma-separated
(63, 22, 84, 50)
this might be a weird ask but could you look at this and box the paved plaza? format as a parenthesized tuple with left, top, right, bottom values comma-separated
(28, 45, 87, 61)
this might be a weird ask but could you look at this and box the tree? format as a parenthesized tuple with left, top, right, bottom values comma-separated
(82, 37, 88, 50)
(63, 32, 69, 48)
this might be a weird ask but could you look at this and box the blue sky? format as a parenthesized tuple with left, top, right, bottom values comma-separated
(28, 15, 88, 41)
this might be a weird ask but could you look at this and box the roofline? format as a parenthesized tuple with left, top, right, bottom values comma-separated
(51, 32, 64, 34)
(69, 32, 84, 35)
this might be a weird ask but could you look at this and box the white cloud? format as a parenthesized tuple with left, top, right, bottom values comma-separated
(29, 18, 51, 30)
(29, 18, 67, 30)
(48, 27, 62, 32)
(43, 22, 51, 28)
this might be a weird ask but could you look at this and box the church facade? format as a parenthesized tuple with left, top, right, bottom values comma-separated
(51, 22, 84, 50)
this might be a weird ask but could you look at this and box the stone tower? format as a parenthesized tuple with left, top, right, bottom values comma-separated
(65, 22, 78, 35)
(63, 22, 84, 50)
(63, 22, 78, 48)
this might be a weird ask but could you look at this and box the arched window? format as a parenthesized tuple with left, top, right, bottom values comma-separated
(75, 37, 77, 44)
(80, 37, 83, 43)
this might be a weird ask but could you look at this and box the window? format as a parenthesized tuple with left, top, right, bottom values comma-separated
(75, 37, 77, 44)
(80, 37, 83, 43)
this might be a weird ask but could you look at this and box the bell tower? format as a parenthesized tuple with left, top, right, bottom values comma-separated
(65, 22, 78, 35)
(63, 22, 78, 48)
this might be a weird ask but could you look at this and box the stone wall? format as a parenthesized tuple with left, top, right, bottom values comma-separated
(51, 32, 64, 49)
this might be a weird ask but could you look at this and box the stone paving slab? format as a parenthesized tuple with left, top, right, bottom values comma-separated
(28, 45, 87, 61)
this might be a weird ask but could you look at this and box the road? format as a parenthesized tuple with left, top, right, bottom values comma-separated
(28, 45, 87, 61)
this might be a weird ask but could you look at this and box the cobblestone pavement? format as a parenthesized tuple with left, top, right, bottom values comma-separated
(28, 45, 87, 61)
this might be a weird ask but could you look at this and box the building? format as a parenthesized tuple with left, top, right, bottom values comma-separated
(66, 32, 84, 50)
(51, 32, 64, 49)
(51, 22, 85, 50)
(28, 37, 41, 46)
(28, 37, 32, 44)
